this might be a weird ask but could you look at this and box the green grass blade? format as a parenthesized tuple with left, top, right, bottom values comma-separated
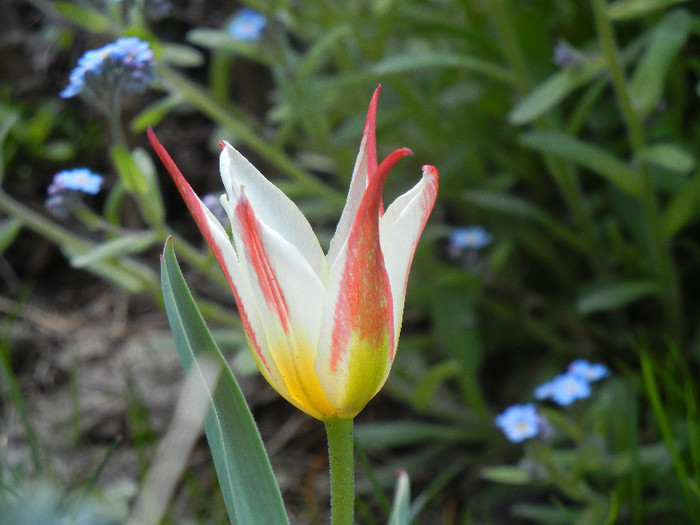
(160, 238, 289, 525)
(629, 9, 691, 119)
(520, 130, 643, 197)
(388, 470, 411, 525)
(508, 57, 606, 125)
(639, 351, 699, 518)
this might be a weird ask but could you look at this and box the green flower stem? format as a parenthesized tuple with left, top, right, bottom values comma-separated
(324, 417, 355, 525)
(591, 0, 682, 338)
(106, 92, 128, 148)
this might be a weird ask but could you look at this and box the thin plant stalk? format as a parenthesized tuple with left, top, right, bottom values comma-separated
(590, 0, 682, 338)
(324, 417, 355, 525)
(486, 0, 602, 273)
(640, 353, 699, 520)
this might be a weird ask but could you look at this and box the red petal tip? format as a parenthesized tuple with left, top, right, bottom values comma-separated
(422, 165, 438, 176)
(217, 140, 226, 149)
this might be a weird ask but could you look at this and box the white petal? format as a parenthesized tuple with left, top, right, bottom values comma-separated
(380, 165, 438, 338)
(219, 142, 329, 282)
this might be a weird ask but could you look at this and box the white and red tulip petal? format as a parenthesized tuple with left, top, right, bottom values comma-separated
(228, 189, 334, 418)
(316, 148, 412, 417)
(219, 141, 329, 283)
(380, 164, 439, 342)
(326, 85, 381, 267)
(147, 127, 289, 399)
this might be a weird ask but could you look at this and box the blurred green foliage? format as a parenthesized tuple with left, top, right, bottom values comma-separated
(1, 0, 700, 522)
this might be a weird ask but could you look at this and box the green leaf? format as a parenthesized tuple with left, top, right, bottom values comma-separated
(639, 143, 695, 174)
(664, 170, 700, 237)
(431, 279, 485, 413)
(161, 43, 205, 68)
(110, 145, 148, 195)
(160, 239, 289, 525)
(509, 57, 606, 125)
(132, 147, 165, 226)
(576, 280, 660, 314)
(629, 10, 691, 119)
(607, 0, 688, 20)
(480, 465, 531, 485)
(371, 52, 511, 84)
(70, 231, 158, 268)
(298, 25, 351, 78)
(0, 217, 22, 253)
(355, 422, 467, 449)
(54, 2, 112, 32)
(411, 361, 461, 412)
(462, 190, 586, 251)
(520, 130, 643, 197)
(0, 109, 20, 185)
(388, 471, 411, 525)
(130, 95, 183, 133)
(62, 246, 151, 294)
(186, 29, 276, 65)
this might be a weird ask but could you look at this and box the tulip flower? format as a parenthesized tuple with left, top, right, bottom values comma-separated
(148, 86, 438, 420)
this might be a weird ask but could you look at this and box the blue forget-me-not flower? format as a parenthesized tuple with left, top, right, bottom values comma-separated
(45, 168, 103, 218)
(49, 168, 103, 195)
(534, 372, 592, 406)
(568, 359, 610, 382)
(448, 226, 492, 257)
(60, 37, 155, 99)
(495, 403, 541, 443)
(227, 7, 267, 41)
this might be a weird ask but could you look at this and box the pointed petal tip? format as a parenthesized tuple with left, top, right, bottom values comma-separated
(146, 125, 158, 147)
(217, 140, 226, 150)
(422, 165, 438, 176)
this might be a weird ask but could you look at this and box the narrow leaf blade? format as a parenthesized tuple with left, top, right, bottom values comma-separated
(160, 238, 289, 525)
(509, 58, 606, 125)
(607, 0, 688, 21)
(54, 1, 112, 32)
(520, 130, 643, 197)
(639, 143, 695, 175)
(388, 470, 411, 525)
(110, 145, 148, 195)
(629, 10, 691, 119)
(577, 280, 660, 314)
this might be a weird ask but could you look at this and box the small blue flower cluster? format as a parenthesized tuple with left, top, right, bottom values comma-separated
(448, 226, 492, 257)
(227, 7, 267, 42)
(60, 37, 155, 99)
(495, 359, 610, 443)
(45, 168, 103, 218)
(535, 359, 609, 406)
